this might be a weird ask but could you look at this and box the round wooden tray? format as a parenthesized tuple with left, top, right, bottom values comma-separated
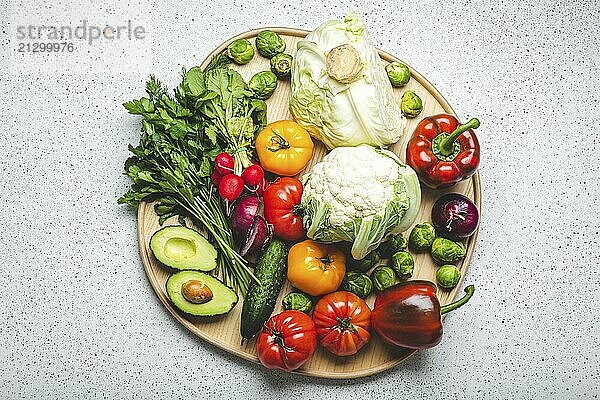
(137, 28, 481, 379)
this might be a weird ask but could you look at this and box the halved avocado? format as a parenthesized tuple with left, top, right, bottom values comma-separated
(150, 226, 217, 271)
(166, 271, 238, 316)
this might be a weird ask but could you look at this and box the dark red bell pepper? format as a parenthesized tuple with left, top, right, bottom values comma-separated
(406, 114, 480, 189)
(371, 280, 475, 349)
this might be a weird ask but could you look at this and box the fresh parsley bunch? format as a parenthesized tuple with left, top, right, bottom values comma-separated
(119, 58, 266, 295)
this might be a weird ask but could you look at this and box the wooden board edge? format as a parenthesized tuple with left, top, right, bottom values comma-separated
(134, 27, 483, 379)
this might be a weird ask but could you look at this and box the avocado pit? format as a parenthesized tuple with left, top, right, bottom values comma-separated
(166, 271, 238, 316)
(181, 279, 213, 304)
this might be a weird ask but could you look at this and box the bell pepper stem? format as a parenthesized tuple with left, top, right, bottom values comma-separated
(438, 118, 480, 157)
(440, 285, 475, 315)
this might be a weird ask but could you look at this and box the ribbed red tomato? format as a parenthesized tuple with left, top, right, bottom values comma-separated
(256, 310, 317, 371)
(312, 291, 371, 356)
(263, 177, 305, 241)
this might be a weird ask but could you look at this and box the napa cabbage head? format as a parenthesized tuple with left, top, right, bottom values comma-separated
(289, 12, 406, 150)
(301, 145, 421, 260)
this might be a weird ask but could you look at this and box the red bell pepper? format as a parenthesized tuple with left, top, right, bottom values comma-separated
(406, 114, 480, 189)
(371, 281, 475, 349)
(263, 177, 305, 242)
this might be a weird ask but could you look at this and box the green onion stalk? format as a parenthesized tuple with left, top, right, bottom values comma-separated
(167, 179, 256, 294)
(120, 73, 260, 295)
(125, 142, 258, 295)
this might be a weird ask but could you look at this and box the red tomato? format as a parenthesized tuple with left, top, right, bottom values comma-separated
(312, 291, 371, 356)
(263, 177, 305, 241)
(256, 310, 317, 371)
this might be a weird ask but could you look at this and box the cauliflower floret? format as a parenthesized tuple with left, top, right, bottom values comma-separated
(301, 145, 421, 260)
(304, 145, 399, 226)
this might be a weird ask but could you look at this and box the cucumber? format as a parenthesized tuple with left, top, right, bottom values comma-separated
(240, 239, 288, 339)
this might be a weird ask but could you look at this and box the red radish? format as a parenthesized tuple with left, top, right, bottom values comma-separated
(256, 178, 269, 196)
(215, 152, 234, 175)
(210, 170, 223, 186)
(219, 174, 244, 201)
(241, 164, 265, 186)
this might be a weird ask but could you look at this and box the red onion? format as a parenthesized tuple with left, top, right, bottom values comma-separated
(230, 195, 273, 256)
(240, 215, 273, 256)
(231, 195, 260, 239)
(431, 193, 479, 240)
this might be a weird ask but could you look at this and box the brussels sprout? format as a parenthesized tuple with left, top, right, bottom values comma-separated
(341, 271, 373, 298)
(227, 39, 254, 65)
(391, 251, 414, 279)
(431, 237, 466, 263)
(436, 265, 461, 289)
(371, 266, 396, 292)
(401, 90, 423, 118)
(270, 53, 293, 79)
(379, 234, 408, 258)
(255, 30, 286, 58)
(282, 292, 313, 313)
(409, 222, 436, 252)
(248, 71, 278, 99)
(349, 250, 380, 272)
(385, 62, 410, 87)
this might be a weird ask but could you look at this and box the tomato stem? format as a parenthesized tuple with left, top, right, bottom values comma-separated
(317, 256, 332, 271)
(266, 326, 295, 351)
(291, 204, 304, 217)
(335, 317, 358, 333)
(267, 130, 290, 152)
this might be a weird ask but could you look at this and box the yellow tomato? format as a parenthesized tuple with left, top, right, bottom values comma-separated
(255, 120, 314, 176)
(287, 240, 346, 296)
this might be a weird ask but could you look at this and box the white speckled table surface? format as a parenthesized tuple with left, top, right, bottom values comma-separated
(1, 0, 599, 399)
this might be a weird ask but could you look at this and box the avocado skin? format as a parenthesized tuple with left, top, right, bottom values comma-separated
(240, 239, 288, 339)
(150, 226, 217, 271)
(166, 271, 238, 316)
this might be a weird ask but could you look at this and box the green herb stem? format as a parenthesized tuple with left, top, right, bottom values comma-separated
(120, 68, 266, 296)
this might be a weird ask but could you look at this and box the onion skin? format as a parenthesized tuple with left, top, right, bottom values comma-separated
(431, 193, 479, 240)
(231, 195, 260, 240)
(240, 216, 273, 257)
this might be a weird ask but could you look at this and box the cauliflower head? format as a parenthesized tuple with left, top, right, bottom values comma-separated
(301, 145, 421, 259)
